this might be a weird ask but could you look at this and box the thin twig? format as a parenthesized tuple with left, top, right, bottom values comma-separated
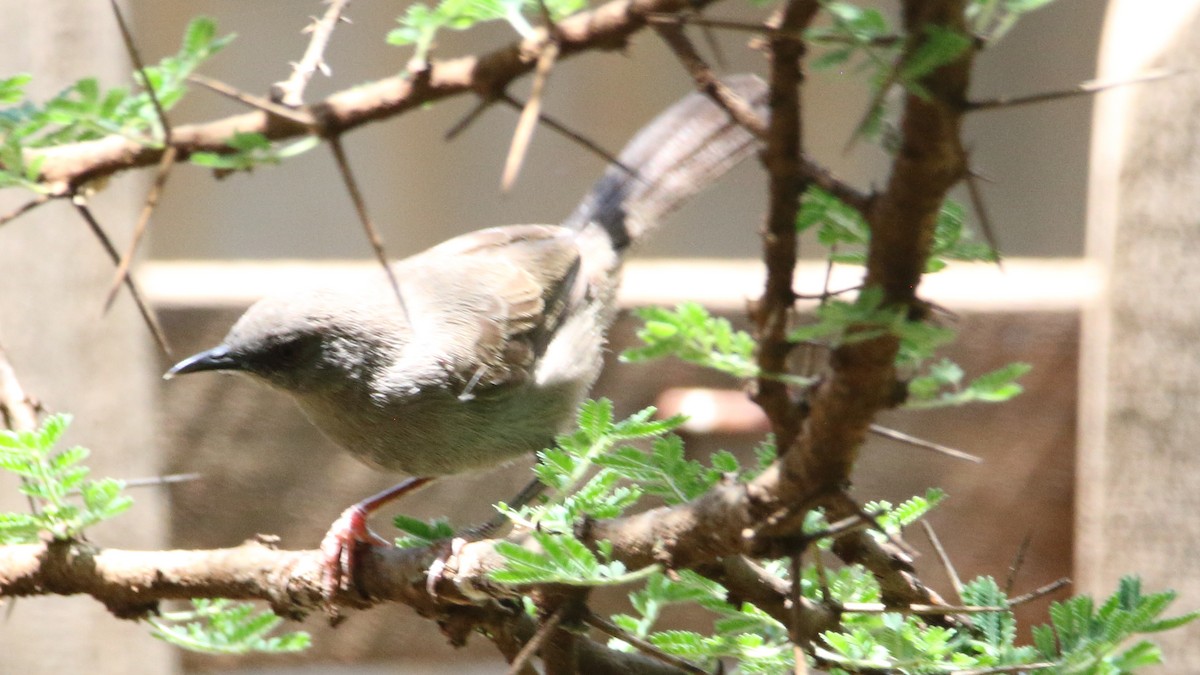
(1003, 533, 1032, 595)
(697, 14, 727, 71)
(840, 602, 1004, 615)
(498, 94, 633, 176)
(69, 195, 172, 358)
(654, 22, 768, 138)
(97, 0, 180, 314)
(326, 136, 410, 324)
(646, 13, 902, 47)
(108, 0, 171, 141)
(271, 0, 355, 107)
(812, 553, 832, 604)
(188, 75, 316, 127)
(0, 194, 52, 228)
(444, 96, 495, 141)
(502, 40, 559, 191)
(956, 664, 1056, 675)
(121, 473, 202, 490)
(507, 606, 565, 675)
(0, 340, 42, 513)
(966, 70, 1177, 112)
(920, 520, 962, 602)
(583, 610, 709, 675)
(751, 0, 821, 448)
(798, 156, 873, 215)
(868, 424, 982, 463)
(1008, 577, 1070, 608)
(103, 145, 177, 313)
(964, 162, 1003, 271)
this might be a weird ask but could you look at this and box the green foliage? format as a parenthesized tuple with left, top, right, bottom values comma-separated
(393, 514, 455, 548)
(788, 286, 957, 368)
(0, 414, 132, 543)
(927, 200, 1000, 270)
(864, 488, 946, 536)
(389, 0, 585, 66)
(814, 574, 1200, 674)
(968, 0, 1058, 42)
(806, 3, 971, 143)
(593, 435, 737, 506)
(906, 358, 1031, 408)
(490, 531, 654, 586)
(491, 402, 769, 587)
(148, 599, 310, 655)
(806, 3, 893, 73)
(0, 18, 232, 190)
(899, 25, 974, 99)
(796, 187, 997, 271)
(1032, 576, 1200, 673)
(189, 133, 318, 173)
(608, 570, 794, 674)
(621, 303, 765, 380)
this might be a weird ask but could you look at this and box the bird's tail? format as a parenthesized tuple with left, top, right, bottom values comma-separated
(561, 75, 768, 252)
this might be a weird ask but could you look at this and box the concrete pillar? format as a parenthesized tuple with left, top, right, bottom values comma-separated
(0, 1, 178, 673)
(1079, 0, 1200, 669)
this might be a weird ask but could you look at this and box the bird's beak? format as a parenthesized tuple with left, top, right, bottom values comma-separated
(163, 346, 240, 380)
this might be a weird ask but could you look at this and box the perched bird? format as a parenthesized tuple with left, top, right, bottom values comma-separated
(166, 76, 767, 593)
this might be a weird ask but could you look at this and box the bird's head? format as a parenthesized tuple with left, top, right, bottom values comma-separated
(165, 289, 408, 395)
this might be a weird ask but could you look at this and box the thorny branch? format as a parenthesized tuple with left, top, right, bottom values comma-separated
(19, 0, 733, 196)
(271, 0, 355, 107)
(0, 0, 1016, 670)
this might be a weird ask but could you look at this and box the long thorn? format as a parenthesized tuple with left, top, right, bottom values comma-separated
(506, 606, 564, 675)
(502, 41, 559, 191)
(583, 610, 708, 674)
(71, 195, 172, 358)
(109, 0, 171, 140)
(869, 424, 983, 463)
(188, 74, 315, 126)
(271, 0, 355, 107)
(0, 194, 52, 228)
(965, 161, 1004, 271)
(920, 520, 962, 602)
(498, 93, 634, 176)
(103, 146, 177, 313)
(444, 96, 494, 141)
(1009, 577, 1070, 607)
(967, 70, 1177, 112)
(1004, 532, 1032, 595)
(326, 136, 410, 325)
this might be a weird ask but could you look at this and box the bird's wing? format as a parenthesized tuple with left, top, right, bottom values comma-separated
(403, 225, 585, 391)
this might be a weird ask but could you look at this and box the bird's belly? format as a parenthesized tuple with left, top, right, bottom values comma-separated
(296, 381, 582, 476)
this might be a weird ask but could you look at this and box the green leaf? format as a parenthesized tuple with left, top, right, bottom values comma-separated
(149, 599, 310, 655)
(0, 74, 31, 105)
(393, 514, 454, 547)
(622, 303, 766, 381)
(900, 25, 972, 89)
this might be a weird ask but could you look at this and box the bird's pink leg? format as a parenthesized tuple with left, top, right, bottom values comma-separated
(321, 476, 434, 599)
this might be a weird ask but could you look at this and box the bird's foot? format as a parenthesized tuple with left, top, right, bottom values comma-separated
(425, 535, 470, 597)
(320, 503, 390, 603)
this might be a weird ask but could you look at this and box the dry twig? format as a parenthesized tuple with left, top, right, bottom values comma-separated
(70, 196, 172, 357)
(271, 0, 355, 107)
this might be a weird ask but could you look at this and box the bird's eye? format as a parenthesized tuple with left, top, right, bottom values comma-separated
(256, 336, 317, 371)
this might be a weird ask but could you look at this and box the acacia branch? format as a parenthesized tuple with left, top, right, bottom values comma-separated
(24, 0, 726, 195)
(0, 538, 689, 674)
(271, 0, 355, 107)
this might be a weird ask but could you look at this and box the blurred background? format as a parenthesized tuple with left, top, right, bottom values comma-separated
(3, 0, 1198, 673)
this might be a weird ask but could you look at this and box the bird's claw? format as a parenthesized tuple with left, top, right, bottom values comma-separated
(320, 504, 390, 602)
(426, 536, 469, 597)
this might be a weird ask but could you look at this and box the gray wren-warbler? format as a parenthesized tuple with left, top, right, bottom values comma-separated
(166, 75, 767, 595)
